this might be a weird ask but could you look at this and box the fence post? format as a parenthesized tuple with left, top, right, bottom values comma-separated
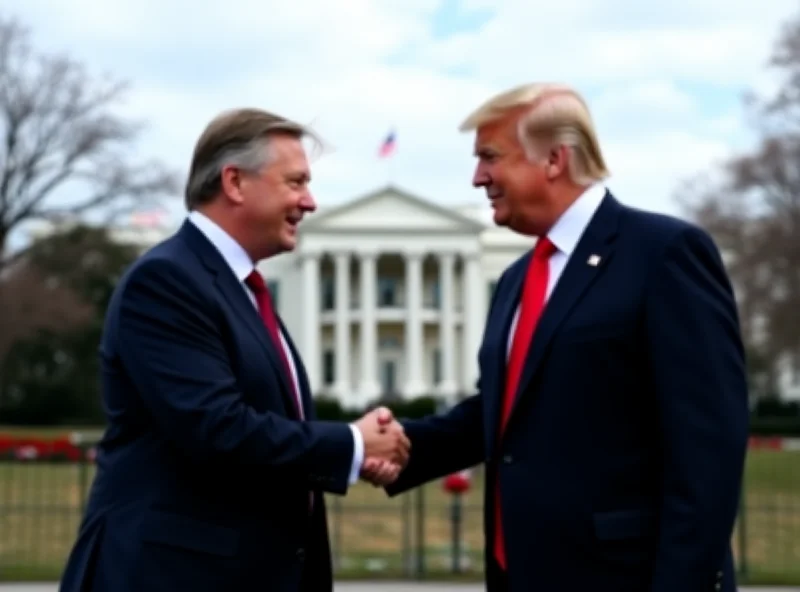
(70, 432, 89, 517)
(78, 455, 89, 517)
(331, 495, 342, 571)
(401, 493, 412, 576)
(450, 492, 463, 573)
(414, 486, 426, 579)
(737, 478, 748, 579)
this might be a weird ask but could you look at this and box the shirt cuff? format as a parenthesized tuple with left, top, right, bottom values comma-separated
(348, 424, 364, 485)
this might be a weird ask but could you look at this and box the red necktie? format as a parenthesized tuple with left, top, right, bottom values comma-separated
(245, 270, 304, 420)
(494, 236, 557, 570)
(245, 270, 314, 514)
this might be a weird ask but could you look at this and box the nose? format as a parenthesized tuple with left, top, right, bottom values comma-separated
(472, 163, 490, 188)
(300, 190, 317, 212)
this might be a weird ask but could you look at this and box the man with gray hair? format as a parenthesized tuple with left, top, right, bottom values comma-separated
(59, 108, 409, 592)
(367, 83, 749, 592)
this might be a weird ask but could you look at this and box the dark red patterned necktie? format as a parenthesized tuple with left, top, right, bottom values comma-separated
(245, 269, 314, 514)
(244, 270, 304, 420)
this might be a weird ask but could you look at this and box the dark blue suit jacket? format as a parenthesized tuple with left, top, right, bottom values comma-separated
(59, 221, 354, 592)
(387, 192, 749, 592)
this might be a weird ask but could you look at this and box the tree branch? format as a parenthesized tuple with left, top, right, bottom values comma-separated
(0, 15, 178, 266)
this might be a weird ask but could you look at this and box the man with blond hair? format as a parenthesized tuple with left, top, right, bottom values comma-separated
(59, 108, 410, 592)
(367, 83, 749, 591)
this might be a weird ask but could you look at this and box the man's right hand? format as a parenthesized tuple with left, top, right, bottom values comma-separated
(352, 406, 411, 467)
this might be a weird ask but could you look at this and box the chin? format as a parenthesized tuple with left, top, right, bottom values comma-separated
(279, 234, 297, 252)
(493, 210, 510, 227)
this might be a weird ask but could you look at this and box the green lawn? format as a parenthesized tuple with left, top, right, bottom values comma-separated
(0, 425, 104, 439)
(1, 427, 799, 584)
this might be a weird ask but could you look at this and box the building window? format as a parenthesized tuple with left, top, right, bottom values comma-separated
(381, 360, 399, 399)
(267, 280, 279, 310)
(323, 350, 335, 385)
(430, 280, 440, 308)
(322, 276, 334, 310)
(378, 277, 398, 307)
(380, 336, 401, 350)
(432, 348, 441, 384)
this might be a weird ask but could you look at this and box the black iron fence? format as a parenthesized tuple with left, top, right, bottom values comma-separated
(1, 436, 799, 584)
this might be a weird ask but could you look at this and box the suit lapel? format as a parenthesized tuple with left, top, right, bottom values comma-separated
(504, 193, 622, 431)
(484, 254, 530, 447)
(179, 222, 298, 418)
(279, 319, 315, 419)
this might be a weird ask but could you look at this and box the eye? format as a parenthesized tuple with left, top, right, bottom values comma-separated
(478, 150, 498, 163)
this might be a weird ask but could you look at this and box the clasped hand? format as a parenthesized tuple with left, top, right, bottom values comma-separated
(352, 406, 409, 487)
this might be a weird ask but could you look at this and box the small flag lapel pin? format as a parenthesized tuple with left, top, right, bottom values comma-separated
(587, 254, 601, 266)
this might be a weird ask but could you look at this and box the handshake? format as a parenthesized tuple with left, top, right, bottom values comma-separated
(351, 406, 409, 487)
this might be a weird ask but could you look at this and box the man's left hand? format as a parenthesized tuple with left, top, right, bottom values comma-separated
(360, 407, 404, 485)
(360, 457, 401, 486)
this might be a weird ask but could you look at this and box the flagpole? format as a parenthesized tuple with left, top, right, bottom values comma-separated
(378, 128, 396, 187)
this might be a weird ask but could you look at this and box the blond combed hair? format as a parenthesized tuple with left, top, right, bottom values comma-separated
(459, 83, 610, 185)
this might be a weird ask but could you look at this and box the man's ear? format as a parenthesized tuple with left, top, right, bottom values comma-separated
(220, 165, 245, 205)
(544, 145, 569, 180)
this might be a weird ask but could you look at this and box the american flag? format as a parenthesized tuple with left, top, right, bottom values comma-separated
(130, 209, 166, 228)
(378, 130, 396, 158)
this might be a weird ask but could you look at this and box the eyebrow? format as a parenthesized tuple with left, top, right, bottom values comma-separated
(287, 170, 311, 182)
(474, 146, 499, 157)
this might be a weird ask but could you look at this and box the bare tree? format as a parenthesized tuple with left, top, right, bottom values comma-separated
(0, 15, 178, 270)
(0, 262, 92, 366)
(679, 10, 800, 397)
(753, 13, 800, 134)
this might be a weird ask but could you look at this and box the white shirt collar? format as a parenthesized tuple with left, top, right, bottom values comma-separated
(188, 210, 254, 282)
(547, 183, 607, 257)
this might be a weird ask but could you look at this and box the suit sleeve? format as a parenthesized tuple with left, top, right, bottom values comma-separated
(645, 226, 749, 591)
(384, 263, 516, 496)
(385, 392, 484, 496)
(115, 258, 355, 495)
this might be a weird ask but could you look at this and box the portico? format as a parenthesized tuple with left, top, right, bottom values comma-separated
(298, 247, 483, 404)
(259, 185, 527, 409)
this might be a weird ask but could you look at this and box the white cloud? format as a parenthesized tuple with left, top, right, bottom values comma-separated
(591, 80, 697, 126)
(4, 0, 798, 237)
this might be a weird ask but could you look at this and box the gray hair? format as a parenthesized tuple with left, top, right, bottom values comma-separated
(184, 108, 320, 209)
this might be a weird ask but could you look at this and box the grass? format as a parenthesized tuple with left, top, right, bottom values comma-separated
(0, 425, 104, 439)
(0, 426, 799, 584)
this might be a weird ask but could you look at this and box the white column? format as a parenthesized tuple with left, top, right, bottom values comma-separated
(403, 250, 426, 397)
(461, 252, 483, 394)
(437, 252, 457, 398)
(333, 252, 350, 397)
(301, 251, 321, 395)
(358, 251, 380, 402)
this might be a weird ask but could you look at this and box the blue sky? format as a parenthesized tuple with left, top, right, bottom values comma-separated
(3, 0, 797, 244)
(430, 0, 493, 38)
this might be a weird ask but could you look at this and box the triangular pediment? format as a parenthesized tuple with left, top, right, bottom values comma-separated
(301, 185, 486, 234)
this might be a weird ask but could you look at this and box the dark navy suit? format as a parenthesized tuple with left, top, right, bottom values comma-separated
(387, 191, 749, 592)
(59, 220, 356, 592)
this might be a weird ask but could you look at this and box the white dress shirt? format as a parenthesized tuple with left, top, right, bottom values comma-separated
(188, 211, 364, 485)
(506, 183, 607, 355)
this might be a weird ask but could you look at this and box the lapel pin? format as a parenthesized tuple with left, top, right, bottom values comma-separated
(587, 254, 601, 266)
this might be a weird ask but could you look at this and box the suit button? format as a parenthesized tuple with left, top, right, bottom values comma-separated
(502, 455, 513, 464)
(296, 548, 305, 561)
(714, 584, 721, 591)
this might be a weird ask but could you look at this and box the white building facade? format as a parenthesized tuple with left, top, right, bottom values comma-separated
(257, 185, 531, 409)
(46, 183, 796, 406)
